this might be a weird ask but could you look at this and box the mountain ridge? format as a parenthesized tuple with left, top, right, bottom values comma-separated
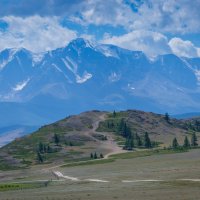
(1, 38, 200, 145)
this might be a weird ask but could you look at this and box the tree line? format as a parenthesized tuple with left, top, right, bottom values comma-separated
(117, 118, 153, 150)
(172, 133, 198, 149)
(90, 152, 104, 159)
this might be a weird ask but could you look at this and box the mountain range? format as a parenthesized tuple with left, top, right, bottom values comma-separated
(1, 38, 200, 145)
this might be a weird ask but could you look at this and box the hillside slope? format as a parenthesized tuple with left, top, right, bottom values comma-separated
(0, 109, 199, 170)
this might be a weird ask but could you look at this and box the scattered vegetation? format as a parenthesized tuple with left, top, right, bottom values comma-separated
(61, 158, 115, 167)
(92, 133, 107, 141)
(0, 182, 50, 192)
(98, 111, 158, 150)
(90, 152, 104, 159)
(185, 120, 200, 131)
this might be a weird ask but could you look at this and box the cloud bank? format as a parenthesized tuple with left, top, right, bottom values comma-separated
(0, 0, 200, 57)
(0, 16, 77, 52)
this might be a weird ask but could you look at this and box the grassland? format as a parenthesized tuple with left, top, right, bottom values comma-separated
(0, 149, 200, 200)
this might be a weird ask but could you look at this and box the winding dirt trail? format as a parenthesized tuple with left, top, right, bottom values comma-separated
(51, 171, 200, 184)
(43, 113, 126, 171)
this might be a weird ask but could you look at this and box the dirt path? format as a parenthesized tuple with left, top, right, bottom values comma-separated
(122, 180, 164, 183)
(53, 171, 79, 181)
(91, 113, 126, 157)
(53, 171, 109, 182)
(43, 113, 126, 171)
(51, 170, 200, 184)
(6, 177, 200, 185)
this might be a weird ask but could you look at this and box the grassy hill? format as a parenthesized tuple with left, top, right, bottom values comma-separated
(0, 109, 200, 170)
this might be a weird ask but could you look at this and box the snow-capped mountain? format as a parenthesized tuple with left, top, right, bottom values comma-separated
(1, 38, 200, 130)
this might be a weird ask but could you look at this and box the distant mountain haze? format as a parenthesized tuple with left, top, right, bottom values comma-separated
(1, 38, 200, 144)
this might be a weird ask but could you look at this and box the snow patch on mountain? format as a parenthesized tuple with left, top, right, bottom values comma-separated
(13, 78, 30, 91)
(32, 52, 45, 65)
(97, 45, 119, 58)
(177, 87, 184, 92)
(195, 70, 200, 85)
(0, 48, 18, 70)
(108, 72, 121, 82)
(62, 57, 78, 74)
(128, 83, 136, 91)
(52, 63, 62, 73)
(180, 57, 194, 70)
(52, 64, 71, 82)
(76, 72, 92, 84)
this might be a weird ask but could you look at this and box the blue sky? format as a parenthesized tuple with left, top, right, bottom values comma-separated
(0, 0, 200, 58)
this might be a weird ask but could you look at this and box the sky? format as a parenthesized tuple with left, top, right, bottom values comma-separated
(0, 0, 200, 58)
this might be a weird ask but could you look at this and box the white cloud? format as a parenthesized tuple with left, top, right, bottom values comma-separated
(70, 0, 200, 34)
(129, 0, 200, 34)
(0, 16, 77, 52)
(71, 0, 134, 27)
(102, 30, 171, 57)
(169, 38, 200, 58)
(1, 0, 200, 35)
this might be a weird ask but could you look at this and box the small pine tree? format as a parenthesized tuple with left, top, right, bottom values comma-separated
(69, 141, 73, 146)
(136, 133, 142, 147)
(94, 152, 98, 159)
(107, 121, 110, 128)
(183, 136, 190, 148)
(54, 134, 60, 145)
(130, 137, 134, 149)
(118, 119, 124, 133)
(144, 132, 151, 148)
(191, 133, 198, 147)
(37, 152, 43, 163)
(172, 137, 179, 149)
(90, 153, 94, 159)
(124, 135, 134, 150)
(122, 122, 127, 137)
(38, 142, 44, 153)
(43, 144, 47, 153)
(100, 153, 104, 158)
(47, 145, 51, 153)
(113, 110, 117, 118)
(164, 113, 170, 123)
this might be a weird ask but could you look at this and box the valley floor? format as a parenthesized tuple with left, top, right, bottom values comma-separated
(0, 148, 200, 200)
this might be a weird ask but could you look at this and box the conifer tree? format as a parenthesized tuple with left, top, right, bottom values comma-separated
(122, 122, 127, 137)
(136, 133, 142, 147)
(164, 112, 170, 122)
(90, 153, 94, 159)
(54, 133, 60, 145)
(191, 133, 198, 147)
(130, 136, 134, 149)
(183, 136, 190, 148)
(107, 121, 110, 129)
(94, 152, 98, 159)
(144, 132, 151, 148)
(172, 137, 179, 149)
(124, 135, 134, 150)
(118, 119, 125, 134)
(37, 152, 43, 163)
(113, 110, 117, 118)
(100, 153, 104, 158)
(38, 142, 44, 153)
(47, 145, 51, 153)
